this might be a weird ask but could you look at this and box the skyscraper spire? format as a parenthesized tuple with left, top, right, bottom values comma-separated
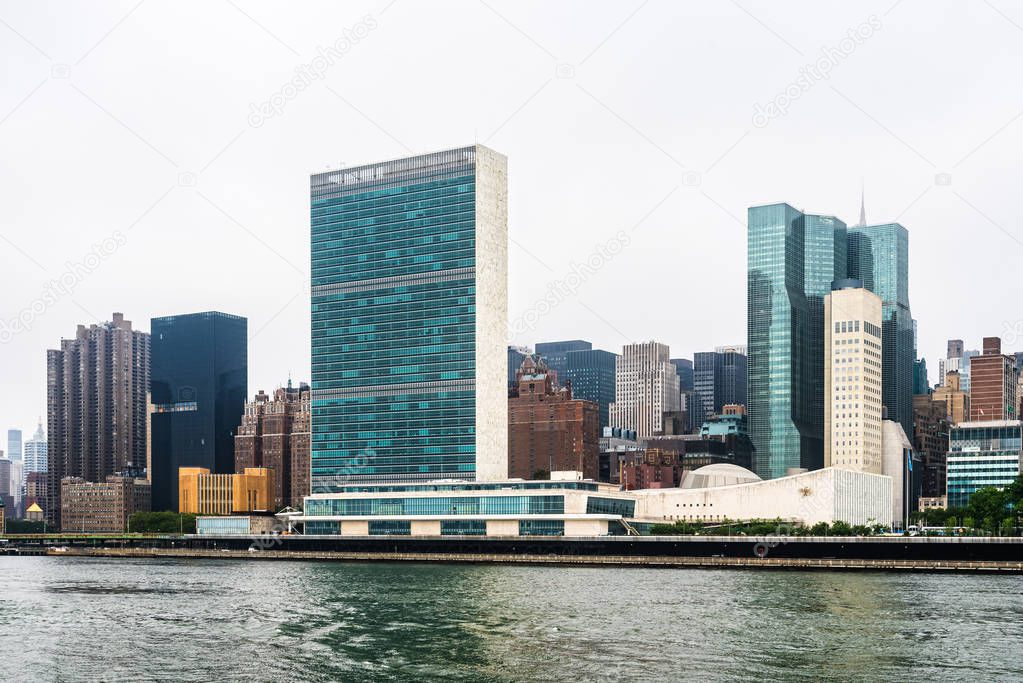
(858, 179, 866, 226)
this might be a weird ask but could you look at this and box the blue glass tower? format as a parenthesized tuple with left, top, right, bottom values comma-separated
(848, 223, 913, 440)
(535, 340, 592, 384)
(310, 145, 508, 490)
(563, 348, 618, 428)
(150, 311, 248, 511)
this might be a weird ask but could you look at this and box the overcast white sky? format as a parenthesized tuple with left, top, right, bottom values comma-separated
(2, 0, 1022, 438)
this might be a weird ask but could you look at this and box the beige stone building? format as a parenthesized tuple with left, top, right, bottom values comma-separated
(824, 284, 884, 474)
(932, 371, 969, 424)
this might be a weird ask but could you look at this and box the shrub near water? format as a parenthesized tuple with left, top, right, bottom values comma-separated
(647, 518, 885, 536)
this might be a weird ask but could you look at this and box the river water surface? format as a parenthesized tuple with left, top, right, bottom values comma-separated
(0, 557, 1020, 681)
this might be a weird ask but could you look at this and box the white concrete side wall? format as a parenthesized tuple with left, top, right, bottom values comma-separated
(881, 421, 911, 528)
(486, 519, 518, 536)
(473, 144, 509, 481)
(340, 520, 369, 535)
(410, 520, 442, 536)
(632, 468, 893, 527)
(565, 519, 607, 536)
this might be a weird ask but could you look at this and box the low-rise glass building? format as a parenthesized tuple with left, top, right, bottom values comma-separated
(946, 420, 1022, 508)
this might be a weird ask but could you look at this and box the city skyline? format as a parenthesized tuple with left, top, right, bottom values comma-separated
(3, 2, 1023, 436)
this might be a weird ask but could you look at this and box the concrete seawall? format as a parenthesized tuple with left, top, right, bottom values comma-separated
(48, 546, 1023, 573)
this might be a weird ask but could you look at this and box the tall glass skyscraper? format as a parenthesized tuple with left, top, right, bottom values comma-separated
(847, 223, 914, 440)
(150, 311, 248, 511)
(748, 204, 846, 478)
(310, 145, 508, 490)
(563, 348, 618, 428)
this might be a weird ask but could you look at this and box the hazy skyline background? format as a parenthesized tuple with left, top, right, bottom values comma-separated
(2, 0, 1022, 435)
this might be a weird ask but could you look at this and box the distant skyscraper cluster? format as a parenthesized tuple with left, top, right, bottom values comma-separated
(747, 202, 914, 479)
(7, 143, 1021, 533)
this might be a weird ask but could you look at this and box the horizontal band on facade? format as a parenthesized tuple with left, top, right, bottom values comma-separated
(313, 379, 475, 400)
(311, 267, 475, 297)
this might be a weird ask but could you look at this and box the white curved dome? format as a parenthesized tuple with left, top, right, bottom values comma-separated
(680, 463, 761, 489)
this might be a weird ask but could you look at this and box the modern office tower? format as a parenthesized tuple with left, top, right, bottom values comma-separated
(947, 420, 1022, 508)
(563, 348, 618, 428)
(824, 282, 884, 473)
(535, 340, 592, 385)
(933, 371, 969, 424)
(60, 474, 151, 533)
(968, 337, 1019, 421)
(234, 382, 311, 509)
(693, 346, 748, 423)
(671, 358, 694, 391)
(913, 394, 950, 498)
(914, 358, 929, 394)
(150, 312, 248, 512)
(7, 430, 21, 462)
(23, 421, 46, 474)
(310, 145, 508, 488)
(46, 313, 150, 527)
(947, 339, 964, 359)
(747, 204, 846, 478)
(608, 341, 680, 439)
(507, 346, 531, 387)
(507, 356, 599, 480)
(6, 429, 22, 508)
(0, 457, 11, 514)
(847, 222, 914, 442)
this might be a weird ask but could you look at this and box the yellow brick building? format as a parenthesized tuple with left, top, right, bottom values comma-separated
(178, 467, 273, 515)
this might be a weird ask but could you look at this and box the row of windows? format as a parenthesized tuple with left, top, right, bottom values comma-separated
(304, 495, 565, 517)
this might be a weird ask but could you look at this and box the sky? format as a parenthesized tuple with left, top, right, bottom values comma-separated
(2, 0, 1022, 439)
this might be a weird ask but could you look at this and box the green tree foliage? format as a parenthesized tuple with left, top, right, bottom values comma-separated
(646, 518, 883, 537)
(128, 511, 197, 534)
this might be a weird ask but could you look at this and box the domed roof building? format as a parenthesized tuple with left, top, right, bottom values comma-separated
(680, 463, 761, 489)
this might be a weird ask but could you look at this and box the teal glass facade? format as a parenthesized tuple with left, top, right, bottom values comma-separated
(946, 422, 1022, 508)
(747, 204, 834, 478)
(440, 520, 486, 535)
(518, 520, 564, 536)
(304, 495, 565, 517)
(585, 496, 636, 517)
(848, 224, 914, 440)
(748, 206, 914, 478)
(311, 147, 484, 489)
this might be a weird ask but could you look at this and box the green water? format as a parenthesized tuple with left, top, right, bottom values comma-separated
(0, 557, 1019, 681)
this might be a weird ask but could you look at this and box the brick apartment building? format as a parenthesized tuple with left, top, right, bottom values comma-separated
(234, 382, 311, 509)
(508, 356, 599, 480)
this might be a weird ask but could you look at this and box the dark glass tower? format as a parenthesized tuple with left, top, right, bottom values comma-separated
(671, 358, 694, 392)
(150, 311, 248, 511)
(848, 223, 913, 440)
(563, 348, 618, 428)
(535, 340, 592, 384)
(693, 348, 748, 422)
(310, 145, 508, 489)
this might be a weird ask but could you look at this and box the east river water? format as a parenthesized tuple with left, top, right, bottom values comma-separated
(0, 557, 1020, 681)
